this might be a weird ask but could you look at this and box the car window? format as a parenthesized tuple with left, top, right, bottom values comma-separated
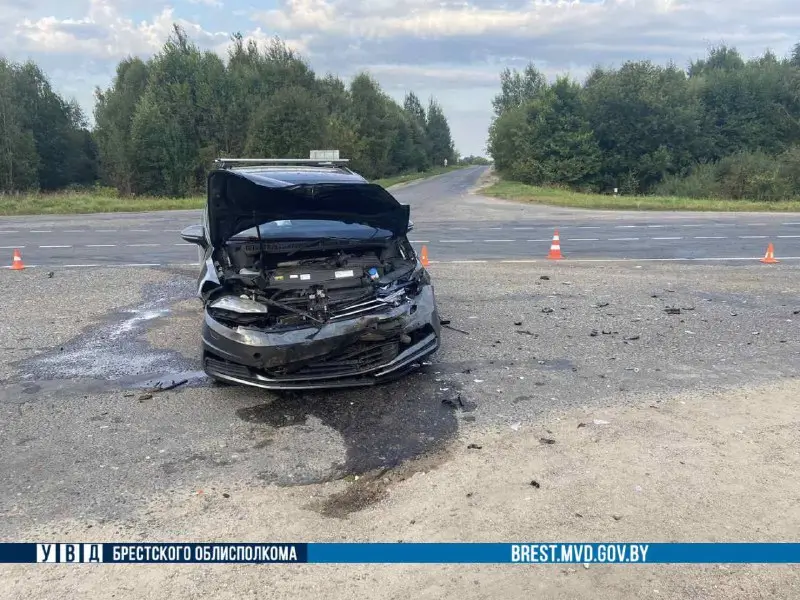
(232, 219, 393, 239)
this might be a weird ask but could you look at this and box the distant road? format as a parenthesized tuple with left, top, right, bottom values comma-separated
(2, 166, 800, 267)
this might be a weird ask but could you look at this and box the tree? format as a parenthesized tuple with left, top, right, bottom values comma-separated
(426, 98, 455, 166)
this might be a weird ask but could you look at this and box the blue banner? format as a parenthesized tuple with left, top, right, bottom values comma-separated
(1, 543, 799, 564)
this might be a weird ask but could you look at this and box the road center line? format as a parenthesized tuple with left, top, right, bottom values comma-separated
(409, 240, 429, 243)
(738, 235, 767, 239)
(95, 229, 117, 232)
(0, 245, 24, 249)
(652, 237, 683, 240)
(608, 237, 640, 241)
(174, 243, 194, 246)
(439, 240, 472, 243)
(39, 245, 71, 248)
(87, 244, 117, 247)
(694, 236, 726, 239)
(578, 226, 601, 229)
(526, 239, 551, 242)
(30, 230, 52, 233)
(777, 235, 800, 238)
(484, 239, 514, 242)
(62, 229, 85, 233)
(0, 230, 20, 233)
(567, 238, 599, 241)
(127, 243, 161, 247)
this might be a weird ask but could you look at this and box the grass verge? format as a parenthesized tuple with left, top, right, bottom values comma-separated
(0, 165, 468, 216)
(482, 180, 800, 212)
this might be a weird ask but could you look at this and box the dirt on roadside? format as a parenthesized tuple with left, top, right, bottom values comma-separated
(4, 378, 799, 599)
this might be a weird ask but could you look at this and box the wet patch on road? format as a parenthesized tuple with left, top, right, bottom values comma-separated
(8, 278, 204, 395)
(236, 369, 465, 487)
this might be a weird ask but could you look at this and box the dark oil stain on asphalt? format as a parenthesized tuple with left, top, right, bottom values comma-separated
(236, 365, 466, 486)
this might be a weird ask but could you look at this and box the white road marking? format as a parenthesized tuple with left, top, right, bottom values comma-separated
(127, 243, 160, 247)
(681, 224, 704, 227)
(409, 240, 429, 243)
(0, 245, 24, 249)
(777, 235, 800, 238)
(439, 239, 472, 243)
(30, 230, 52, 233)
(498, 257, 800, 263)
(62, 229, 84, 233)
(615, 225, 640, 228)
(513, 227, 537, 230)
(568, 238, 599, 241)
(652, 237, 683, 240)
(95, 229, 117, 232)
(646, 225, 664, 228)
(781, 222, 800, 225)
(747, 223, 767, 226)
(63, 264, 100, 267)
(526, 239, 551, 242)
(738, 235, 767, 239)
(87, 244, 116, 247)
(164, 229, 182, 232)
(130, 229, 151, 232)
(174, 243, 194, 246)
(608, 237, 640, 241)
(578, 226, 601, 229)
(0, 230, 20, 233)
(484, 239, 514, 242)
(449, 260, 488, 263)
(39, 245, 71, 248)
(694, 236, 726, 239)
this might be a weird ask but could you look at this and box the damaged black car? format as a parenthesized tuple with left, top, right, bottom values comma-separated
(180, 158, 441, 390)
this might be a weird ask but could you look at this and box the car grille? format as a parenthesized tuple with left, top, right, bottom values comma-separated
(273, 340, 400, 378)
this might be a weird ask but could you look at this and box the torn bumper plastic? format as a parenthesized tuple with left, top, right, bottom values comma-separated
(201, 285, 440, 390)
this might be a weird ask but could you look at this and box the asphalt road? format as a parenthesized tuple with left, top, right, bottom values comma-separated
(2, 166, 800, 268)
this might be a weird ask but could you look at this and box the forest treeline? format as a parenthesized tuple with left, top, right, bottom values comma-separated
(488, 44, 800, 201)
(0, 25, 457, 197)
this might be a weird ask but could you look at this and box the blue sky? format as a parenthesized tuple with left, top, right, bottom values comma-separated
(2, 0, 799, 156)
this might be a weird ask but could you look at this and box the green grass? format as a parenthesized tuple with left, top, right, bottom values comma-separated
(482, 180, 800, 212)
(0, 165, 469, 216)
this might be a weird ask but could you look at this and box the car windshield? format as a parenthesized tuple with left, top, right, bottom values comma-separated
(231, 219, 393, 240)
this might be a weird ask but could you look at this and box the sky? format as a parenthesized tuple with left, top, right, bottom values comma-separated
(2, 0, 799, 157)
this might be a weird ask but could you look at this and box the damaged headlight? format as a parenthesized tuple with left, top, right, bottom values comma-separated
(209, 295, 268, 314)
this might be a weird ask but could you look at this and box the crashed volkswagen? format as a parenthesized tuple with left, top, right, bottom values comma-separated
(180, 158, 441, 390)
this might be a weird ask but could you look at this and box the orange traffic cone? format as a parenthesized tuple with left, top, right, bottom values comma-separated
(10, 248, 24, 270)
(420, 245, 430, 267)
(760, 242, 779, 264)
(547, 230, 563, 260)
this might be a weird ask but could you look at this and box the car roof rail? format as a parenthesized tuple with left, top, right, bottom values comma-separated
(214, 157, 353, 172)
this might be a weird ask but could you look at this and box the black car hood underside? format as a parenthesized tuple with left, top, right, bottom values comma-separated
(207, 169, 410, 247)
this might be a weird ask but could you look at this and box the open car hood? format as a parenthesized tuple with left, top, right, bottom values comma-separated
(207, 169, 410, 247)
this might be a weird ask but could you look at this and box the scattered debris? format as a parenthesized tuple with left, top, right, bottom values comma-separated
(593, 419, 610, 425)
(624, 335, 640, 341)
(541, 307, 554, 314)
(439, 319, 451, 326)
(685, 330, 695, 335)
(46, 271, 54, 278)
(222, 493, 230, 499)
(467, 443, 483, 450)
(540, 276, 550, 280)
(539, 437, 556, 445)
(664, 307, 681, 315)
(137, 393, 153, 402)
(123, 391, 135, 398)
(442, 323, 469, 335)
(461, 368, 472, 374)
(514, 321, 523, 326)
(529, 480, 541, 488)
(473, 379, 484, 383)
(577, 422, 587, 428)
(592, 302, 610, 308)
(589, 330, 599, 337)
(442, 395, 465, 409)
(515, 330, 537, 336)
(510, 422, 521, 431)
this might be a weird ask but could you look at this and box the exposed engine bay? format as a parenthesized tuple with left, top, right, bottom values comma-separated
(202, 236, 428, 330)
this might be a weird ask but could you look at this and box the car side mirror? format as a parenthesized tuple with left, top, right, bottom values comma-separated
(407, 219, 415, 233)
(181, 224, 208, 248)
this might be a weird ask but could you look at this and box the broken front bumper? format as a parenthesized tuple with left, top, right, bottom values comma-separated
(201, 285, 440, 390)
